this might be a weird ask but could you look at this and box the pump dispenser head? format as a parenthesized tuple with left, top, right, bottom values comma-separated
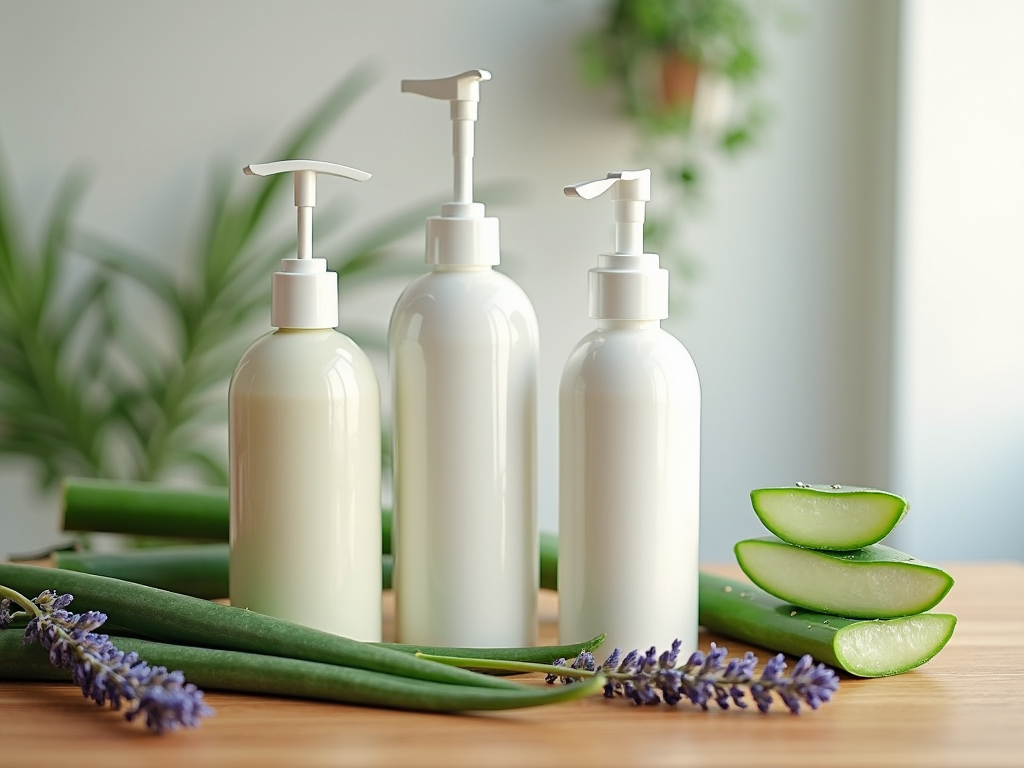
(243, 160, 371, 329)
(564, 169, 668, 322)
(402, 69, 499, 266)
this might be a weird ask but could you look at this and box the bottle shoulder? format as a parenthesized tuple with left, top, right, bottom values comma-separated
(232, 329, 379, 397)
(390, 269, 539, 347)
(392, 269, 536, 318)
(561, 327, 699, 389)
(239, 328, 370, 360)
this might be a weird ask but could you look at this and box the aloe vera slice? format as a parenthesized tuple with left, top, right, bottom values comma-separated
(699, 572, 956, 677)
(750, 484, 908, 549)
(734, 537, 954, 619)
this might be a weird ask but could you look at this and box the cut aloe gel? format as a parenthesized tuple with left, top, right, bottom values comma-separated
(750, 484, 908, 550)
(699, 572, 957, 677)
(734, 537, 954, 619)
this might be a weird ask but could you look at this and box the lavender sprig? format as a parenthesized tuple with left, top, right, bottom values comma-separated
(546, 641, 839, 714)
(0, 585, 213, 733)
(416, 638, 839, 715)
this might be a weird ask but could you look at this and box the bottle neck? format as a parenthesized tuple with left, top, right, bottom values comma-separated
(597, 319, 661, 331)
(273, 326, 334, 334)
(433, 263, 492, 273)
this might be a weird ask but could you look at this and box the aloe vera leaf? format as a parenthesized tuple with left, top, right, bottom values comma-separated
(59, 477, 561, 589)
(735, 537, 954, 619)
(699, 572, 957, 677)
(51, 543, 561, 599)
(0, 631, 605, 713)
(540, 529, 558, 592)
(62, 477, 229, 540)
(750, 484, 909, 549)
(54, 544, 230, 599)
(378, 633, 606, 667)
(46, 548, 596, 675)
(53, 546, 384, 599)
(52, 546, 388, 600)
(0, 563, 519, 691)
(61, 477, 394, 554)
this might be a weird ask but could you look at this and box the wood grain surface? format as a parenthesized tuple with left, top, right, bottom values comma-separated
(1, 563, 1021, 768)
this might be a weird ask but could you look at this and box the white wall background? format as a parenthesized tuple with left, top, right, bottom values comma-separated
(0, 1, 1019, 564)
(890, 0, 1024, 560)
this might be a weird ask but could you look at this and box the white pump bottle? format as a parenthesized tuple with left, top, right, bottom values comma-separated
(229, 160, 382, 641)
(390, 70, 539, 647)
(558, 170, 701, 655)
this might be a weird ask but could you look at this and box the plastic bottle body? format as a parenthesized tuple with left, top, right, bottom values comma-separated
(558, 321, 700, 654)
(390, 265, 539, 647)
(229, 328, 382, 641)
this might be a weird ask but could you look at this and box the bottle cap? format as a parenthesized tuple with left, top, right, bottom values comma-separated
(564, 169, 668, 321)
(402, 69, 499, 266)
(243, 160, 370, 328)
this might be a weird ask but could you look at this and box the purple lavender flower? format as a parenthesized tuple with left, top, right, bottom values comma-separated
(544, 657, 567, 684)
(545, 650, 598, 686)
(570, 650, 596, 674)
(659, 638, 682, 669)
(548, 639, 839, 714)
(750, 652, 839, 714)
(600, 647, 622, 698)
(5, 588, 213, 733)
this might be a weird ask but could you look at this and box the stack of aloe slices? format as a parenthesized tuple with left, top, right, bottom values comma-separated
(700, 484, 957, 678)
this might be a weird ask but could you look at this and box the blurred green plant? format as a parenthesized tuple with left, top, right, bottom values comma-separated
(580, 0, 767, 146)
(578, 0, 784, 300)
(0, 64, 438, 492)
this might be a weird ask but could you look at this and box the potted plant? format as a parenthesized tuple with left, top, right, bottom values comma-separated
(580, 0, 765, 147)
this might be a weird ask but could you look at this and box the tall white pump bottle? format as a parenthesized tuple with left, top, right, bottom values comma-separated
(558, 170, 701, 655)
(390, 70, 539, 647)
(230, 160, 382, 641)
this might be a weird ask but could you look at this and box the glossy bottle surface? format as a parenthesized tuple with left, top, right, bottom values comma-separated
(390, 266, 539, 646)
(559, 321, 700, 654)
(230, 328, 382, 641)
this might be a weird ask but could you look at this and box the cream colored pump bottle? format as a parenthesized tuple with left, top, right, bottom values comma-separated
(558, 170, 701, 655)
(390, 70, 539, 647)
(229, 160, 382, 641)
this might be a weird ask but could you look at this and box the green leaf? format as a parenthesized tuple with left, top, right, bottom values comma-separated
(75, 230, 181, 308)
(167, 448, 230, 487)
(38, 168, 91, 312)
(47, 272, 110, 354)
(0, 144, 26, 289)
(193, 160, 239, 292)
(720, 127, 751, 153)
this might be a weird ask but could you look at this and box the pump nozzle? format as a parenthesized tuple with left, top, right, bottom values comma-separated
(244, 160, 370, 261)
(243, 159, 371, 329)
(402, 69, 491, 206)
(401, 70, 500, 267)
(564, 169, 667, 322)
(564, 170, 651, 256)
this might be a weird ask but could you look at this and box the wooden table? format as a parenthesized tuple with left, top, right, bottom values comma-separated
(1, 563, 1022, 767)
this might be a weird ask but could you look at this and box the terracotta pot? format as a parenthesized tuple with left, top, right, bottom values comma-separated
(660, 52, 700, 110)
